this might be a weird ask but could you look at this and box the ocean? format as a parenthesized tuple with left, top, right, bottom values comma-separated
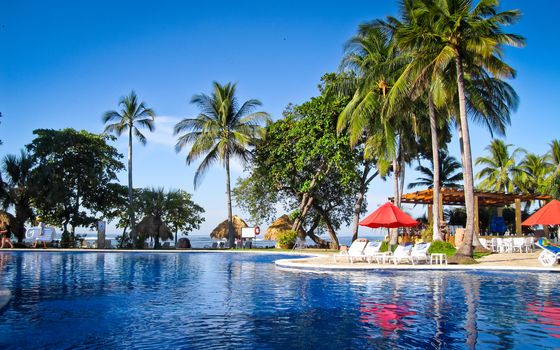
(82, 231, 387, 248)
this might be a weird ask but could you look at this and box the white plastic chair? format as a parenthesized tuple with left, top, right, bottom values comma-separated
(512, 237, 525, 253)
(490, 238, 499, 252)
(479, 238, 488, 250)
(524, 237, 535, 252)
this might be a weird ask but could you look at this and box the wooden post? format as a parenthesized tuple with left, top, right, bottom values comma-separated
(474, 195, 479, 235)
(515, 198, 522, 235)
(438, 193, 444, 223)
(428, 204, 433, 224)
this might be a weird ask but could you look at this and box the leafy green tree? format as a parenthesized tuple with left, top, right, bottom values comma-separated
(236, 94, 361, 249)
(408, 151, 462, 189)
(174, 82, 269, 248)
(166, 189, 205, 246)
(392, 0, 524, 256)
(1, 150, 35, 242)
(134, 187, 205, 248)
(102, 91, 155, 245)
(27, 129, 125, 247)
(475, 139, 523, 193)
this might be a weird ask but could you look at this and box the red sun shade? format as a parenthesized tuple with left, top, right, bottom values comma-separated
(359, 201, 418, 229)
(522, 199, 560, 226)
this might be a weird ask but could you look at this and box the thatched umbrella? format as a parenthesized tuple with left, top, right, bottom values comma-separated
(264, 215, 304, 240)
(135, 215, 173, 249)
(210, 215, 248, 240)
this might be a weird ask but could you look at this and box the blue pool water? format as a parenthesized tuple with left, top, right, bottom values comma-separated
(0, 252, 559, 349)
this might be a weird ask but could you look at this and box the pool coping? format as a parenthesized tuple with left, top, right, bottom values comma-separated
(274, 254, 560, 273)
(3, 249, 559, 273)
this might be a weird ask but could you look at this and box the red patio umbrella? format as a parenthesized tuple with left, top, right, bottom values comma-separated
(522, 199, 560, 226)
(359, 202, 418, 228)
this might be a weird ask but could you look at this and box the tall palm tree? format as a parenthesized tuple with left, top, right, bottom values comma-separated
(475, 139, 524, 193)
(102, 91, 155, 245)
(546, 140, 560, 199)
(392, 0, 524, 256)
(516, 153, 551, 195)
(337, 24, 418, 247)
(2, 150, 35, 242)
(174, 82, 270, 247)
(408, 151, 463, 189)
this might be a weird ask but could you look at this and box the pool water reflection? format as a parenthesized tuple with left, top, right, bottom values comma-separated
(0, 252, 558, 349)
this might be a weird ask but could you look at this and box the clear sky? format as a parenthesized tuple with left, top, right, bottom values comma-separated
(1, 1, 559, 237)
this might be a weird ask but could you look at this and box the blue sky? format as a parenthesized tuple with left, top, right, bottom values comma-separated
(1, 1, 559, 237)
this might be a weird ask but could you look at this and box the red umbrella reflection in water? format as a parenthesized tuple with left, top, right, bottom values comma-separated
(360, 301, 416, 335)
(527, 301, 560, 339)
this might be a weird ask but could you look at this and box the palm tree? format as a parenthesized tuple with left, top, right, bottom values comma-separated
(516, 153, 552, 196)
(174, 82, 270, 247)
(475, 139, 524, 193)
(102, 91, 155, 246)
(337, 24, 422, 247)
(546, 140, 560, 199)
(392, 0, 524, 257)
(2, 150, 35, 242)
(408, 151, 462, 189)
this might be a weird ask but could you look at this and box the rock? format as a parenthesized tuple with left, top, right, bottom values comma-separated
(177, 238, 191, 249)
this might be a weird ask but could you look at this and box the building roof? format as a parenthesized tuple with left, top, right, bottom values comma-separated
(395, 187, 553, 207)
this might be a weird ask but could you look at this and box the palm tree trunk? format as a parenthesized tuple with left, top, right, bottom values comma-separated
(455, 56, 475, 257)
(128, 127, 136, 246)
(225, 155, 235, 248)
(390, 157, 400, 247)
(429, 97, 442, 241)
(351, 164, 370, 242)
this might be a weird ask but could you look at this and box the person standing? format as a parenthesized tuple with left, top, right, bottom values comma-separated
(0, 224, 14, 249)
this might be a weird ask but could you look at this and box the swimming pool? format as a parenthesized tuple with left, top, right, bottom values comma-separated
(0, 252, 558, 349)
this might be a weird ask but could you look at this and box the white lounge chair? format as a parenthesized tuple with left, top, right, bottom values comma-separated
(535, 238, 560, 267)
(362, 241, 382, 263)
(390, 244, 414, 265)
(333, 238, 368, 263)
(411, 242, 431, 264)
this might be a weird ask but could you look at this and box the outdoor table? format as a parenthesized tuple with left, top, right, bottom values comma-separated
(430, 253, 448, 265)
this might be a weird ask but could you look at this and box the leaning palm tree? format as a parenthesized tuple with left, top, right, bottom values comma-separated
(392, 0, 524, 257)
(408, 151, 463, 189)
(2, 150, 35, 242)
(475, 139, 524, 193)
(174, 82, 270, 247)
(102, 91, 155, 245)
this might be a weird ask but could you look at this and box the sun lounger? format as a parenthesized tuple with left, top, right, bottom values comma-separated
(411, 242, 431, 264)
(389, 244, 414, 265)
(333, 238, 368, 263)
(362, 241, 382, 263)
(535, 238, 560, 267)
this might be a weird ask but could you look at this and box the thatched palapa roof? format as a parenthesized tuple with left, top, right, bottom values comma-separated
(264, 215, 305, 240)
(135, 216, 173, 241)
(210, 215, 248, 239)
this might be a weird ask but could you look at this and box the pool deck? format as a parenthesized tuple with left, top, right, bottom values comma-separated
(1, 248, 559, 273)
(274, 251, 560, 273)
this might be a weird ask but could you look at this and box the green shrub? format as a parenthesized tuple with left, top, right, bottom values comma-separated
(428, 240, 456, 257)
(421, 223, 433, 242)
(380, 241, 389, 252)
(276, 230, 298, 249)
